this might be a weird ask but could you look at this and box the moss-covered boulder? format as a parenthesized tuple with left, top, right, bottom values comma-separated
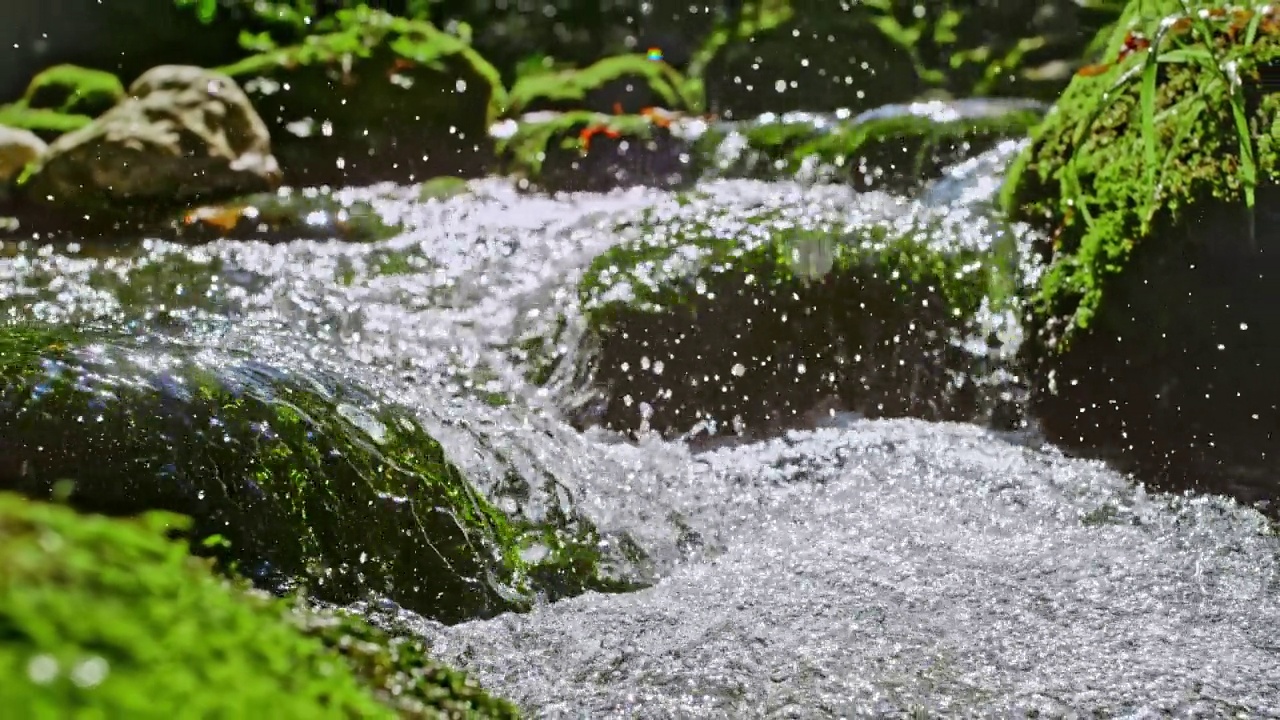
(521, 189, 1020, 438)
(0, 492, 517, 717)
(508, 54, 700, 116)
(1001, 0, 1280, 502)
(693, 99, 1045, 192)
(0, 325, 631, 622)
(221, 7, 506, 186)
(495, 110, 697, 193)
(698, 0, 1123, 121)
(19, 65, 280, 226)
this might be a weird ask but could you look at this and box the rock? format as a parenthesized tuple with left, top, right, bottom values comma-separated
(0, 125, 45, 187)
(698, 0, 1123, 120)
(21, 65, 280, 219)
(494, 110, 697, 193)
(508, 54, 700, 116)
(174, 186, 404, 243)
(0, 492, 518, 717)
(1001, 0, 1280, 504)
(221, 8, 506, 186)
(521, 183, 1020, 439)
(0, 326, 636, 621)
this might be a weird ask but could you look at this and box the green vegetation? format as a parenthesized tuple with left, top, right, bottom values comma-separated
(0, 65, 122, 142)
(1001, 0, 1280, 349)
(0, 324, 631, 621)
(497, 111, 663, 179)
(508, 54, 700, 115)
(0, 491, 518, 718)
(22, 65, 125, 117)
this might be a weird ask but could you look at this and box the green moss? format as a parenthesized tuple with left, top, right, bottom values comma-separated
(0, 492, 517, 717)
(23, 65, 125, 118)
(0, 325, 627, 621)
(219, 7, 506, 184)
(0, 104, 92, 142)
(701, 105, 1043, 190)
(1002, 0, 1280, 349)
(508, 54, 699, 115)
(497, 111, 660, 178)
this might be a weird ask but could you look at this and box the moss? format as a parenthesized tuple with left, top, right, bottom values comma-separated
(219, 7, 507, 185)
(700, 104, 1043, 191)
(0, 492, 517, 717)
(1001, 0, 1280, 349)
(497, 111, 660, 177)
(507, 54, 700, 115)
(0, 325, 627, 621)
(23, 64, 125, 118)
(0, 104, 92, 142)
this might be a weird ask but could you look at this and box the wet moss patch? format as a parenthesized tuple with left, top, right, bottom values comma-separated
(0, 492, 518, 717)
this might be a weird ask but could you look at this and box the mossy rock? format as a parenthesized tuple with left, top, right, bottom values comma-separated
(23, 64, 125, 117)
(693, 100, 1044, 192)
(0, 492, 519, 718)
(698, 0, 1122, 120)
(1000, 0, 1280, 505)
(508, 54, 700, 116)
(524, 191, 1019, 438)
(0, 325, 626, 622)
(221, 7, 507, 186)
(495, 110, 696, 193)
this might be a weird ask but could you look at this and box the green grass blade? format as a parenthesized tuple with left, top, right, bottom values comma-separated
(1140, 48, 1159, 234)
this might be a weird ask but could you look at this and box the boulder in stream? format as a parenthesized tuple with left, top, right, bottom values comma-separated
(1002, 0, 1280, 506)
(521, 185, 1021, 439)
(0, 325, 634, 622)
(0, 492, 517, 717)
(19, 65, 280, 222)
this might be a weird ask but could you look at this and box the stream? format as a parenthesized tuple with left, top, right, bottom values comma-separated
(1, 125, 1278, 716)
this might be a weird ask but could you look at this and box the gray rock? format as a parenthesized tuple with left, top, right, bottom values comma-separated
(0, 124, 46, 187)
(25, 64, 280, 211)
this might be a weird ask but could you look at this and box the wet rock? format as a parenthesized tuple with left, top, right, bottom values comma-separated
(0, 125, 44, 188)
(494, 110, 697, 193)
(0, 326, 632, 622)
(20, 65, 280, 222)
(1002, 0, 1280, 506)
(174, 186, 404, 243)
(0, 492, 518, 717)
(693, 100, 1045, 192)
(699, 0, 1122, 120)
(221, 7, 505, 186)
(526, 184, 1020, 439)
(508, 54, 700, 116)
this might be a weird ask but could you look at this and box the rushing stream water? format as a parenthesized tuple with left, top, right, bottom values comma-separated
(2, 128, 1278, 715)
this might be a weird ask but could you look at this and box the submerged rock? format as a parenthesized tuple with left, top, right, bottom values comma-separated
(1002, 0, 1280, 505)
(175, 186, 404, 243)
(525, 185, 1020, 439)
(0, 325, 631, 621)
(221, 8, 505, 186)
(20, 65, 280, 225)
(0, 492, 518, 717)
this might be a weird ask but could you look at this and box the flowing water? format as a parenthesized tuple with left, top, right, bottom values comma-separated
(2, 128, 1278, 716)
